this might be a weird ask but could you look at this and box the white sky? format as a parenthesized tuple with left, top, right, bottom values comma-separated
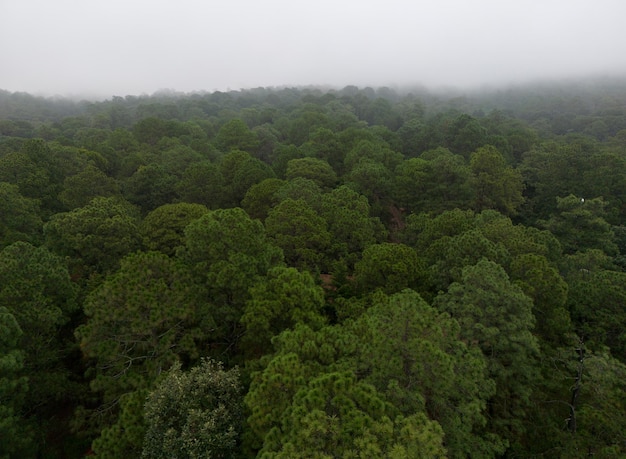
(1, 0, 625, 98)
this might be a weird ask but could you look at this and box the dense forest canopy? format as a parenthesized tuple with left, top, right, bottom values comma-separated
(1, 79, 625, 458)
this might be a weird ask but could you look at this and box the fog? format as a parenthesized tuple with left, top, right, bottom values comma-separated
(2, 0, 625, 99)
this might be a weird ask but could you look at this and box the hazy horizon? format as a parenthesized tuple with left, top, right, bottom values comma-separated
(2, 0, 626, 99)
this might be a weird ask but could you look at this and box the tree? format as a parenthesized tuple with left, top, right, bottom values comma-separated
(245, 289, 502, 458)
(132, 117, 170, 145)
(44, 196, 141, 279)
(75, 251, 206, 454)
(123, 164, 178, 214)
(77, 250, 206, 392)
(0, 242, 78, 454)
(143, 359, 243, 459)
(140, 202, 208, 256)
(180, 207, 283, 342)
(240, 267, 326, 358)
(344, 159, 394, 217)
(218, 150, 275, 207)
(176, 161, 223, 209)
(353, 243, 424, 295)
(91, 389, 148, 459)
(300, 127, 346, 174)
(445, 114, 489, 157)
(241, 178, 285, 220)
(434, 259, 540, 448)
(509, 253, 571, 345)
(158, 145, 205, 178)
(285, 157, 337, 189)
(397, 118, 426, 156)
(0, 307, 32, 458)
(320, 185, 386, 270)
(286, 104, 331, 145)
(58, 164, 120, 210)
(412, 148, 474, 212)
(0, 182, 42, 248)
(265, 199, 331, 272)
(245, 319, 447, 458)
(530, 347, 626, 457)
(519, 141, 626, 223)
(393, 148, 474, 214)
(392, 157, 429, 213)
(565, 266, 626, 361)
(0, 242, 78, 398)
(541, 195, 618, 256)
(258, 371, 447, 458)
(351, 290, 505, 458)
(404, 209, 560, 296)
(214, 118, 260, 153)
(470, 145, 524, 216)
(563, 350, 626, 456)
(344, 139, 403, 172)
(0, 151, 51, 205)
(273, 177, 324, 212)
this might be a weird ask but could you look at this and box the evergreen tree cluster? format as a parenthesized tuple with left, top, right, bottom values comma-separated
(1, 80, 625, 458)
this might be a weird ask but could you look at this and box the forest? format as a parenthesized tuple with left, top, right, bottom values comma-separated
(0, 79, 625, 458)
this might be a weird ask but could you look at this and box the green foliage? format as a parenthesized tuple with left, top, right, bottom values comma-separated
(0, 242, 78, 405)
(510, 253, 572, 345)
(241, 267, 326, 358)
(394, 149, 474, 214)
(529, 347, 626, 457)
(435, 259, 540, 446)
(354, 243, 424, 295)
(344, 139, 403, 172)
(140, 202, 208, 256)
(568, 350, 626, 456)
(181, 207, 283, 340)
(541, 195, 618, 255)
(76, 251, 208, 454)
(0, 242, 78, 455)
(285, 157, 337, 189)
(241, 178, 285, 220)
(320, 185, 386, 270)
(0, 151, 51, 205)
(344, 159, 394, 214)
(446, 114, 489, 157)
(143, 359, 243, 459)
(404, 209, 562, 296)
(273, 177, 324, 211)
(470, 145, 525, 215)
(58, 163, 120, 209)
(259, 371, 446, 458)
(565, 266, 626, 360)
(76, 252, 205, 401)
(132, 117, 181, 145)
(123, 164, 178, 214)
(0, 182, 42, 248)
(300, 127, 346, 174)
(44, 196, 141, 278)
(3, 83, 626, 457)
(92, 389, 148, 459)
(265, 199, 331, 272)
(352, 290, 505, 457)
(0, 307, 33, 458)
(521, 141, 626, 224)
(214, 118, 260, 153)
(176, 160, 223, 208)
(219, 150, 276, 207)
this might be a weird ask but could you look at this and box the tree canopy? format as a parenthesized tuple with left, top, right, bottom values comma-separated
(1, 80, 625, 457)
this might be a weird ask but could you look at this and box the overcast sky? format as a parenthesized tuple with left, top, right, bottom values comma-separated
(1, 0, 625, 98)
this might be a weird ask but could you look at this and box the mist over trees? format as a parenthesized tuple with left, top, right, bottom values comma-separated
(1, 78, 626, 458)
